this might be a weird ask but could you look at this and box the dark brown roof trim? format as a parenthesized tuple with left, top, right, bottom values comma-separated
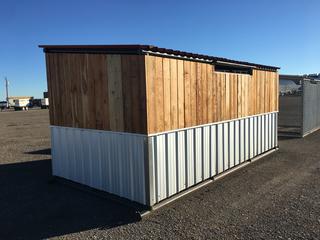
(39, 44, 280, 71)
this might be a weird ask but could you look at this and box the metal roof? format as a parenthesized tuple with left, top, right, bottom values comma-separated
(39, 44, 280, 71)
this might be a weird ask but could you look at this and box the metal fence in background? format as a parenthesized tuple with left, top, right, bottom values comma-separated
(302, 80, 320, 136)
(279, 78, 320, 137)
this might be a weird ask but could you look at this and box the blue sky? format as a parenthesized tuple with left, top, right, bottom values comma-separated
(0, 0, 319, 100)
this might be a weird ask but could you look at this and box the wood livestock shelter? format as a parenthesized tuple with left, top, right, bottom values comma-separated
(40, 45, 279, 208)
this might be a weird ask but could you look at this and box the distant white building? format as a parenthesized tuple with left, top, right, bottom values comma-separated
(279, 75, 303, 95)
(7, 96, 33, 107)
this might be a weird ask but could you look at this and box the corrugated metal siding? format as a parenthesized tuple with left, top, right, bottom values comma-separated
(303, 80, 320, 135)
(51, 126, 147, 205)
(148, 112, 278, 205)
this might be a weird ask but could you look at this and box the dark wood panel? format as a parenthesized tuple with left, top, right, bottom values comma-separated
(46, 53, 147, 134)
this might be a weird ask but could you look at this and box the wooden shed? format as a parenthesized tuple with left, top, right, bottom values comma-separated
(40, 45, 279, 208)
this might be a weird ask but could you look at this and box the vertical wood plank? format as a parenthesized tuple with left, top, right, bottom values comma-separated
(163, 57, 171, 130)
(212, 71, 218, 122)
(237, 74, 242, 118)
(221, 73, 226, 120)
(201, 63, 208, 123)
(252, 70, 257, 115)
(121, 55, 132, 132)
(247, 74, 252, 116)
(107, 55, 124, 131)
(225, 73, 231, 120)
(264, 71, 268, 112)
(196, 62, 202, 124)
(184, 60, 192, 127)
(87, 54, 110, 130)
(190, 61, 197, 126)
(261, 70, 265, 113)
(52, 54, 62, 126)
(45, 54, 55, 125)
(138, 55, 148, 133)
(244, 74, 249, 116)
(170, 58, 178, 130)
(216, 73, 222, 122)
(177, 59, 185, 129)
(127, 55, 146, 133)
(207, 64, 213, 123)
(66, 54, 76, 127)
(145, 55, 156, 133)
(230, 74, 237, 119)
(155, 57, 164, 132)
(87, 54, 97, 129)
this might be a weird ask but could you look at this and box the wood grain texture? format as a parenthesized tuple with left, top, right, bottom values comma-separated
(45, 53, 278, 135)
(207, 64, 213, 123)
(184, 61, 192, 127)
(170, 58, 179, 130)
(177, 60, 185, 128)
(46, 52, 147, 134)
(163, 58, 171, 130)
(212, 68, 218, 123)
(107, 54, 123, 131)
(45, 54, 54, 125)
(190, 61, 197, 126)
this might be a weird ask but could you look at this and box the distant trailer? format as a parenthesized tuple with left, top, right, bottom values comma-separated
(14, 98, 30, 111)
(40, 44, 279, 209)
(279, 74, 320, 137)
(41, 98, 49, 109)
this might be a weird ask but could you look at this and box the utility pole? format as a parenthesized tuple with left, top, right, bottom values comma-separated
(5, 77, 9, 108)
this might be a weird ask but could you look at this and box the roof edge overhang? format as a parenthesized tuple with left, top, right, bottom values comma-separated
(39, 44, 280, 71)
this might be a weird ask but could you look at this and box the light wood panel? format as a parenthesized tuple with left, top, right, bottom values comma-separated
(144, 55, 278, 134)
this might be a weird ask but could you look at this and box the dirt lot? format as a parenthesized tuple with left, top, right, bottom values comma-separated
(0, 110, 319, 239)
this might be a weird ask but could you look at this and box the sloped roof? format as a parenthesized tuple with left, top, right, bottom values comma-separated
(39, 44, 279, 71)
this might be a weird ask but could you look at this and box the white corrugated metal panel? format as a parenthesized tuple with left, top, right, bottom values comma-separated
(210, 125, 216, 177)
(148, 112, 278, 205)
(51, 126, 147, 205)
(234, 121, 240, 166)
(240, 119, 245, 163)
(177, 131, 186, 192)
(186, 129, 195, 188)
(217, 124, 224, 173)
(249, 117, 254, 159)
(245, 118, 249, 161)
(223, 123, 229, 171)
(203, 126, 210, 180)
(195, 128, 202, 183)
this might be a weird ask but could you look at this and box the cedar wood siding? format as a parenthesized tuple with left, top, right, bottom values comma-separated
(45, 53, 278, 134)
(145, 55, 278, 134)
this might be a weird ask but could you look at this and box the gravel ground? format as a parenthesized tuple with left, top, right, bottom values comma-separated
(0, 110, 319, 239)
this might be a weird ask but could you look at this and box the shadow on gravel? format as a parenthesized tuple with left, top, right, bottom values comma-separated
(0, 159, 140, 239)
(26, 148, 51, 155)
(278, 136, 300, 141)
